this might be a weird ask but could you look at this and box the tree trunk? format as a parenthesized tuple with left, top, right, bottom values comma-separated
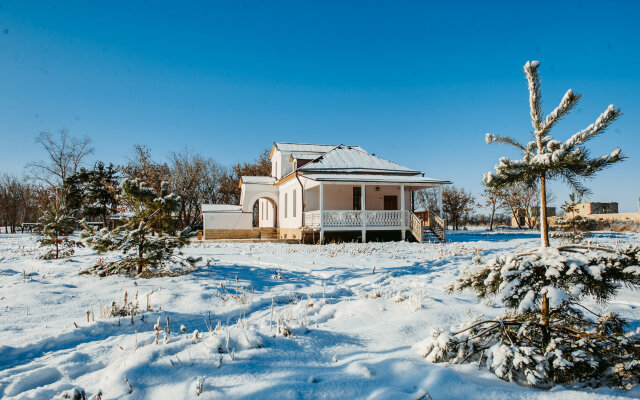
(55, 236, 59, 259)
(489, 205, 495, 231)
(540, 291, 552, 378)
(137, 240, 144, 274)
(539, 174, 549, 247)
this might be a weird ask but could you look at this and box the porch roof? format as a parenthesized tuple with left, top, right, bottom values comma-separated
(202, 204, 243, 213)
(304, 174, 451, 185)
(239, 176, 276, 185)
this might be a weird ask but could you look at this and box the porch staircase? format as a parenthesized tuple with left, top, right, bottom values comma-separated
(421, 226, 442, 243)
(409, 210, 446, 243)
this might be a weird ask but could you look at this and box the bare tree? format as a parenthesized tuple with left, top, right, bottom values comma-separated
(169, 149, 230, 229)
(218, 149, 271, 205)
(122, 145, 170, 194)
(481, 181, 504, 230)
(200, 160, 228, 205)
(0, 175, 46, 233)
(27, 129, 94, 188)
(519, 184, 540, 229)
(414, 188, 439, 212)
(442, 186, 476, 230)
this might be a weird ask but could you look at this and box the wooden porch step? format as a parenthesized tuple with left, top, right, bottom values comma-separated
(422, 227, 443, 243)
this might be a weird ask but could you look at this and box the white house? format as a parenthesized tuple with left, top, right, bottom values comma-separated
(202, 142, 451, 243)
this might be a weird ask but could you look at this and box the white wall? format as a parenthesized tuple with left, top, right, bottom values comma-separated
(241, 183, 279, 213)
(364, 185, 409, 210)
(304, 185, 320, 211)
(303, 183, 412, 211)
(324, 185, 355, 210)
(203, 212, 252, 230)
(271, 148, 296, 180)
(278, 179, 303, 228)
(271, 149, 279, 179)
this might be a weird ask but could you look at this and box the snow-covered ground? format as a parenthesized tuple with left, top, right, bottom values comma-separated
(1, 229, 639, 399)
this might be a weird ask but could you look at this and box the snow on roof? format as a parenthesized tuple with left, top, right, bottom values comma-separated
(274, 143, 340, 153)
(240, 176, 276, 185)
(297, 145, 421, 174)
(201, 204, 243, 212)
(274, 142, 365, 154)
(305, 174, 451, 185)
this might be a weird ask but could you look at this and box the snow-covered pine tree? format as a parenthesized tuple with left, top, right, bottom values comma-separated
(82, 178, 195, 276)
(552, 193, 593, 244)
(421, 61, 640, 389)
(483, 60, 623, 247)
(38, 189, 81, 259)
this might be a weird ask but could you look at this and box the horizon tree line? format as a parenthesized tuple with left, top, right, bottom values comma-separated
(1, 128, 591, 233)
(0, 129, 270, 232)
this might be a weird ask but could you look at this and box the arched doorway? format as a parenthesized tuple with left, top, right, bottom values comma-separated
(252, 197, 277, 228)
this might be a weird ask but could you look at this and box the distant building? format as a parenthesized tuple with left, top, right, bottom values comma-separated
(511, 207, 556, 228)
(575, 202, 618, 216)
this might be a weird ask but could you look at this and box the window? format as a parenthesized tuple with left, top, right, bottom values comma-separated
(261, 202, 264, 220)
(353, 187, 362, 210)
(383, 195, 398, 210)
(293, 190, 297, 217)
(284, 193, 288, 218)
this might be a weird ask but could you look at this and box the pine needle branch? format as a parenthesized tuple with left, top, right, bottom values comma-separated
(524, 61, 543, 133)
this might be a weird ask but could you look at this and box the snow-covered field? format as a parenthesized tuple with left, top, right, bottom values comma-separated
(1, 230, 639, 399)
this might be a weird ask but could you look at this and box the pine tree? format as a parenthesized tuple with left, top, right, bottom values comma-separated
(552, 193, 593, 244)
(82, 178, 195, 276)
(38, 189, 81, 259)
(421, 244, 640, 388)
(421, 61, 640, 389)
(65, 162, 119, 226)
(483, 61, 624, 247)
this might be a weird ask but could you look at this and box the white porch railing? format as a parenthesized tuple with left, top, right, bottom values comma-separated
(323, 210, 363, 227)
(303, 210, 321, 228)
(303, 210, 409, 229)
(365, 210, 404, 227)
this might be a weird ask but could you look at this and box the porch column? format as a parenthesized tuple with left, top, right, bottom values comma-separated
(361, 184, 366, 243)
(438, 185, 443, 217)
(320, 183, 324, 244)
(400, 184, 406, 241)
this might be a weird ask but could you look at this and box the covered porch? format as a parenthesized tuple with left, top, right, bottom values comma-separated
(300, 175, 449, 243)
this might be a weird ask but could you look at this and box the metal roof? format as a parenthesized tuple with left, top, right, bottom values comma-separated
(273, 142, 365, 154)
(297, 145, 421, 174)
(304, 174, 451, 185)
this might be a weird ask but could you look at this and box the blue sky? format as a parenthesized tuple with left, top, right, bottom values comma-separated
(0, 1, 638, 212)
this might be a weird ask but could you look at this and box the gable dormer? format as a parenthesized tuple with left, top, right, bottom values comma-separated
(270, 142, 342, 181)
(269, 145, 294, 180)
